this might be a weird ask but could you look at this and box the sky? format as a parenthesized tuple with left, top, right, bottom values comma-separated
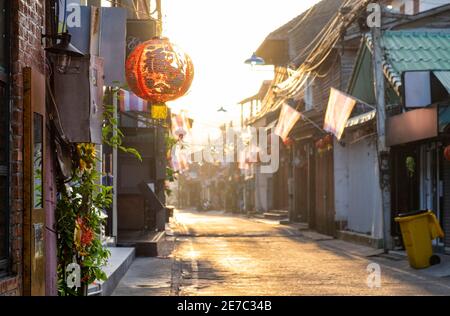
(162, 0, 320, 143)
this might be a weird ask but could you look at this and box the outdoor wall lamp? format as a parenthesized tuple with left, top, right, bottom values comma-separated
(43, 32, 84, 74)
(244, 53, 265, 66)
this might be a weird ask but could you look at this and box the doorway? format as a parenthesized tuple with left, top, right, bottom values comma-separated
(23, 67, 46, 295)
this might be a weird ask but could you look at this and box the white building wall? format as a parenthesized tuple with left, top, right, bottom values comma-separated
(388, 0, 449, 15)
(333, 139, 349, 222)
(255, 166, 270, 212)
(334, 135, 383, 239)
(347, 136, 383, 239)
(420, 0, 450, 12)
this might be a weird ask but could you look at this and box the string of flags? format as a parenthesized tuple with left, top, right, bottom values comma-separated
(273, 87, 359, 142)
(274, 102, 301, 142)
(323, 88, 357, 140)
(170, 111, 193, 172)
(118, 89, 149, 112)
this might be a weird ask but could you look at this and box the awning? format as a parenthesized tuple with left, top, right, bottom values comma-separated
(346, 109, 376, 128)
(434, 71, 450, 94)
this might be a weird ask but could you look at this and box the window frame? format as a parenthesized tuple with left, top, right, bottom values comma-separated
(0, 0, 11, 277)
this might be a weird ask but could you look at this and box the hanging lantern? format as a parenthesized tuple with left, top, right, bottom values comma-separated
(283, 137, 294, 147)
(444, 145, 450, 161)
(125, 37, 194, 103)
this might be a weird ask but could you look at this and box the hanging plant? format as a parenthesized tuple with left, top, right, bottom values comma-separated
(56, 143, 111, 296)
(406, 156, 415, 178)
(57, 92, 142, 296)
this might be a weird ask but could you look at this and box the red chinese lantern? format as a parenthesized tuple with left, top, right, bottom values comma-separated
(125, 37, 194, 103)
(444, 145, 450, 161)
(324, 134, 333, 146)
(283, 137, 294, 147)
(315, 139, 324, 150)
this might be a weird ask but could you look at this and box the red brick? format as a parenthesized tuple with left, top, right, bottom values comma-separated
(3, 0, 47, 296)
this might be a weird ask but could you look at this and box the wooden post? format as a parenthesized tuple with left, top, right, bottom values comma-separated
(371, 10, 392, 251)
(112, 88, 118, 241)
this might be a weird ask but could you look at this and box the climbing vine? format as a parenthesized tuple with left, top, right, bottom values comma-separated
(56, 143, 111, 296)
(56, 91, 142, 296)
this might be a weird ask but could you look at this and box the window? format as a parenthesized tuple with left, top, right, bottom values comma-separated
(0, 0, 9, 275)
(304, 74, 314, 111)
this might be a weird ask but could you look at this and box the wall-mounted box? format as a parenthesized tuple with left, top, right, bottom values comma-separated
(53, 55, 104, 144)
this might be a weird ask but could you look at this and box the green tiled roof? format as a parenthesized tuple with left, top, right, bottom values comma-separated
(367, 31, 450, 94)
(382, 31, 450, 73)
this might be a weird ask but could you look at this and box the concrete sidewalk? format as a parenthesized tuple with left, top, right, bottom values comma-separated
(111, 237, 175, 296)
(295, 226, 450, 280)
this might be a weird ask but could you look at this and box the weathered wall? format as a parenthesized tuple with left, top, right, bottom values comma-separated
(333, 139, 349, 223)
(0, 0, 48, 296)
(348, 136, 382, 238)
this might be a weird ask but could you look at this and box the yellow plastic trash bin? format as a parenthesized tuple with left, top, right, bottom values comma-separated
(395, 210, 444, 269)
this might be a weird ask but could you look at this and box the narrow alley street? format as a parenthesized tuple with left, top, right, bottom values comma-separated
(113, 209, 450, 296)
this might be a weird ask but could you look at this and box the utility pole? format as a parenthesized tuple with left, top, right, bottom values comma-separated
(371, 3, 391, 252)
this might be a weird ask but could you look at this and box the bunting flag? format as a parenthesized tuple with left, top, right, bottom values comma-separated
(118, 89, 149, 112)
(323, 88, 357, 140)
(171, 111, 191, 140)
(274, 103, 301, 142)
(238, 150, 250, 170)
(171, 145, 189, 172)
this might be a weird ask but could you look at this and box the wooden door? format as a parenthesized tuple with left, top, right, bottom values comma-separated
(390, 145, 420, 237)
(315, 149, 335, 236)
(23, 67, 46, 295)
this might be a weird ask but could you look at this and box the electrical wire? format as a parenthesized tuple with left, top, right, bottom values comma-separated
(248, 0, 373, 122)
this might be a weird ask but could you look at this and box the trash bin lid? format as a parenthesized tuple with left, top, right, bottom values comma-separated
(396, 210, 430, 218)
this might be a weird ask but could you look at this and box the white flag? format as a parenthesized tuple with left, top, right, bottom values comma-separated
(324, 88, 357, 140)
(274, 103, 301, 142)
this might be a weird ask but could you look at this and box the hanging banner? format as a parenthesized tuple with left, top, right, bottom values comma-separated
(171, 144, 189, 172)
(274, 103, 301, 142)
(118, 89, 149, 112)
(323, 88, 357, 140)
(99, 7, 127, 86)
(151, 104, 168, 120)
(171, 111, 191, 139)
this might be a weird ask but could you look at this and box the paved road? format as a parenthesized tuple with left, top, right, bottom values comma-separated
(114, 209, 450, 296)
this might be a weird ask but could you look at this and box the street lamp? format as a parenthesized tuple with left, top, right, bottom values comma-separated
(244, 53, 265, 66)
(44, 32, 84, 73)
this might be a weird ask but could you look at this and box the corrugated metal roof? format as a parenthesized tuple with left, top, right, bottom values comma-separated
(434, 71, 450, 93)
(256, 0, 344, 66)
(368, 31, 450, 94)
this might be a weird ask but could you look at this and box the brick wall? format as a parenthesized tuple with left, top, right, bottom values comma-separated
(0, 0, 46, 296)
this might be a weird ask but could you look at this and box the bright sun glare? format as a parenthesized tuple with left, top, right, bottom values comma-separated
(163, 0, 320, 144)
